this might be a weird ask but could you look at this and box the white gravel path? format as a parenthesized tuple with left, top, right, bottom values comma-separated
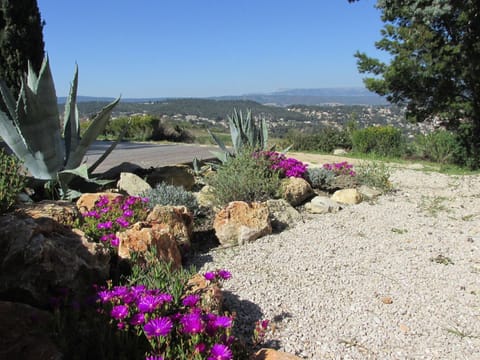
(190, 167, 480, 359)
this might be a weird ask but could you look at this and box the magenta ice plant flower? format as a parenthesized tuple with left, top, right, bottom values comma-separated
(204, 271, 216, 281)
(143, 317, 173, 338)
(208, 344, 233, 360)
(110, 305, 129, 320)
(181, 312, 204, 334)
(217, 269, 232, 280)
(182, 294, 200, 307)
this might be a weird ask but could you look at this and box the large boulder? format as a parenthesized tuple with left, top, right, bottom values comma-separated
(358, 185, 382, 200)
(16, 200, 79, 227)
(117, 222, 182, 269)
(0, 214, 110, 308)
(196, 185, 216, 208)
(213, 201, 271, 246)
(252, 348, 303, 360)
(266, 199, 302, 232)
(76, 192, 123, 213)
(331, 188, 362, 205)
(145, 165, 195, 190)
(305, 196, 341, 214)
(146, 205, 193, 250)
(117, 172, 152, 196)
(280, 177, 314, 206)
(0, 301, 62, 360)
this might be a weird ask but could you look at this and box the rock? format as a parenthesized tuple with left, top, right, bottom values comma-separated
(196, 185, 216, 208)
(329, 174, 359, 190)
(213, 201, 271, 246)
(252, 348, 303, 360)
(0, 214, 110, 308)
(16, 200, 79, 227)
(0, 301, 62, 360)
(266, 199, 302, 231)
(117, 172, 152, 196)
(185, 274, 223, 313)
(76, 192, 123, 212)
(145, 165, 195, 191)
(280, 177, 314, 206)
(331, 188, 362, 205)
(146, 205, 193, 250)
(333, 148, 348, 155)
(117, 222, 182, 269)
(305, 196, 341, 214)
(358, 185, 382, 200)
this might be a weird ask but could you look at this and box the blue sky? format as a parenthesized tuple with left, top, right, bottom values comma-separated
(37, 0, 386, 98)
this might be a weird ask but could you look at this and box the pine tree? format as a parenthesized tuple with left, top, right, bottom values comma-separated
(0, 0, 45, 96)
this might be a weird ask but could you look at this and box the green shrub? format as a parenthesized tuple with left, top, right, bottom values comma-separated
(142, 182, 199, 214)
(305, 167, 335, 189)
(413, 130, 457, 164)
(285, 127, 352, 153)
(452, 123, 480, 170)
(352, 125, 405, 157)
(207, 149, 281, 206)
(355, 161, 393, 192)
(0, 149, 26, 213)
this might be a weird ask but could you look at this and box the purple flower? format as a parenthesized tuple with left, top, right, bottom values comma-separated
(97, 290, 112, 303)
(125, 196, 137, 206)
(100, 206, 111, 214)
(217, 269, 231, 280)
(182, 294, 200, 307)
(208, 344, 233, 360)
(137, 294, 161, 313)
(97, 221, 113, 229)
(110, 235, 120, 247)
(100, 234, 110, 242)
(130, 312, 146, 325)
(111, 286, 129, 298)
(194, 343, 206, 353)
(143, 317, 172, 338)
(213, 315, 232, 329)
(123, 209, 134, 217)
(116, 217, 130, 228)
(204, 272, 216, 281)
(96, 195, 110, 207)
(181, 312, 204, 334)
(110, 305, 129, 320)
(145, 356, 163, 360)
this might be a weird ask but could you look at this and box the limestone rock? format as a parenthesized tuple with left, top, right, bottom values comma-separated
(358, 185, 382, 200)
(0, 214, 110, 307)
(16, 200, 79, 227)
(333, 148, 348, 155)
(0, 301, 62, 360)
(252, 348, 303, 360)
(117, 172, 152, 196)
(280, 177, 314, 206)
(305, 196, 341, 214)
(196, 185, 216, 208)
(185, 274, 223, 313)
(146, 205, 193, 250)
(266, 199, 302, 231)
(76, 192, 123, 212)
(145, 165, 195, 190)
(213, 201, 271, 246)
(330, 174, 359, 190)
(117, 222, 182, 269)
(331, 188, 362, 205)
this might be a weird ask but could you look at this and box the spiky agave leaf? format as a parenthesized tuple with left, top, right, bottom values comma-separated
(63, 64, 80, 165)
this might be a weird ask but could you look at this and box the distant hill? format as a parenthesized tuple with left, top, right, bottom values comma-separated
(58, 87, 387, 107)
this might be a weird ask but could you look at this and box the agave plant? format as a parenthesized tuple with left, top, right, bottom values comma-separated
(208, 108, 269, 163)
(0, 56, 120, 182)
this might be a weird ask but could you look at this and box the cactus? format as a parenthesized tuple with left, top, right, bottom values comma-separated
(208, 108, 269, 163)
(0, 56, 120, 180)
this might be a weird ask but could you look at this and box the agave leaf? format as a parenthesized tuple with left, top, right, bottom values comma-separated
(261, 117, 268, 150)
(66, 97, 120, 169)
(0, 80, 17, 119)
(207, 129, 229, 154)
(63, 64, 80, 163)
(209, 150, 229, 164)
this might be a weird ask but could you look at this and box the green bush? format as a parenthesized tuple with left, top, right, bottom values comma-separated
(305, 167, 335, 189)
(142, 182, 199, 215)
(355, 161, 393, 192)
(413, 130, 457, 164)
(0, 149, 26, 213)
(452, 123, 480, 170)
(207, 149, 281, 206)
(351, 125, 405, 157)
(285, 127, 352, 153)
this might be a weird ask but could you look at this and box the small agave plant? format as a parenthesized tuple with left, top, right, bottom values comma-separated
(208, 108, 269, 163)
(0, 56, 120, 197)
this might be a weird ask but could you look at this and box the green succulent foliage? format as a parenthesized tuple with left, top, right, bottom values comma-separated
(142, 182, 199, 215)
(0, 148, 26, 213)
(306, 167, 336, 190)
(208, 108, 269, 163)
(0, 56, 120, 181)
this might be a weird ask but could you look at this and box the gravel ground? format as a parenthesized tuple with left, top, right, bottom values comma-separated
(188, 166, 480, 359)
